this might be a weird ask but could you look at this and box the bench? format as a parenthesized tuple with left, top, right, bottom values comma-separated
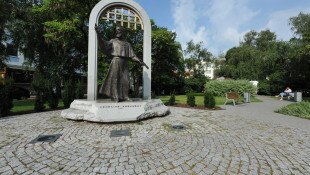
(224, 92, 240, 106)
(281, 93, 294, 100)
(281, 92, 302, 102)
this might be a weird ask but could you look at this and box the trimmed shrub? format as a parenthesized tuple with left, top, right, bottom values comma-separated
(0, 78, 14, 117)
(168, 92, 176, 105)
(46, 81, 60, 109)
(204, 92, 215, 108)
(34, 92, 45, 112)
(186, 92, 196, 107)
(32, 73, 47, 112)
(205, 80, 256, 96)
(63, 80, 75, 108)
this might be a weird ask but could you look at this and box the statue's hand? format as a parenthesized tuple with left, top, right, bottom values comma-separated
(141, 61, 149, 69)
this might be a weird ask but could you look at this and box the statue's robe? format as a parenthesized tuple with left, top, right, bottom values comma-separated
(99, 38, 136, 101)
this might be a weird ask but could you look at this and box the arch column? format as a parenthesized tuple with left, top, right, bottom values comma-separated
(87, 0, 151, 101)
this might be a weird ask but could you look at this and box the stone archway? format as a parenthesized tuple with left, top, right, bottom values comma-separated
(87, 0, 151, 101)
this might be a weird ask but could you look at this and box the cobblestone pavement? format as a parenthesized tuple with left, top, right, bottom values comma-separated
(0, 102, 310, 174)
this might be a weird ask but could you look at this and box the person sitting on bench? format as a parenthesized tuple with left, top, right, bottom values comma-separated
(278, 87, 292, 100)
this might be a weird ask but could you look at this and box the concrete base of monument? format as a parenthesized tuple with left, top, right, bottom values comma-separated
(61, 99, 170, 122)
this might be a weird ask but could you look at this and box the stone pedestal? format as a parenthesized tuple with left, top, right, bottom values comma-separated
(61, 99, 169, 122)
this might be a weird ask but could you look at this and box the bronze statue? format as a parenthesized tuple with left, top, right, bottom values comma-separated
(95, 24, 149, 102)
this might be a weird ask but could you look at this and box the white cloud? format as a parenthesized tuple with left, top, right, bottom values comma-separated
(171, 0, 208, 49)
(265, 9, 310, 40)
(207, 0, 258, 45)
(171, 0, 258, 55)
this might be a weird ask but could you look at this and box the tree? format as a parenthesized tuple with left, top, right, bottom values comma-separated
(256, 29, 277, 51)
(7, 0, 100, 102)
(152, 25, 184, 95)
(219, 45, 260, 80)
(241, 30, 257, 47)
(183, 41, 212, 92)
(184, 40, 212, 76)
(5, 1, 185, 98)
(0, 0, 15, 69)
(290, 12, 310, 42)
(241, 29, 276, 51)
(288, 13, 310, 95)
(218, 29, 291, 95)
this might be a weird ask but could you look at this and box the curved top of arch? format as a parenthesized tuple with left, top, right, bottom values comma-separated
(101, 6, 143, 30)
(89, 0, 151, 30)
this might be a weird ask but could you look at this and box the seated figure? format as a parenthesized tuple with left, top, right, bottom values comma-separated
(279, 87, 292, 100)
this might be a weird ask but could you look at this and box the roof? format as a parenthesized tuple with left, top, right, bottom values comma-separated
(4, 55, 35, 71)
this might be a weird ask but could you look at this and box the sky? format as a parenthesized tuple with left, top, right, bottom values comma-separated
(134, 0, 310, 56)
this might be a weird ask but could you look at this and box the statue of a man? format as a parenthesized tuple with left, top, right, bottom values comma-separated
(95, 24, 149, 102)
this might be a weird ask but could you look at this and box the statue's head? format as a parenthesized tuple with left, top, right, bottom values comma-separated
(115, 26, 125, 38)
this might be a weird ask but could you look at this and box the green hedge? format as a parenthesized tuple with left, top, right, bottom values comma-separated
(205, 80, 257, 96)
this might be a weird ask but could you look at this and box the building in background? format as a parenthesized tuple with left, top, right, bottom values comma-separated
(0, 43, 35, 99)
(202, 62, 215, 79)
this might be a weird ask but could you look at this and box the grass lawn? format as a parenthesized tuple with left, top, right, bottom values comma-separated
(276, 101, 310, 119)
(12, 99, 64, 113)
(11, 94, 263, 113)
(159, 94, 262, 107)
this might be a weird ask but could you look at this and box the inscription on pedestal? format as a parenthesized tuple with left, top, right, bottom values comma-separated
(99, 105, 142, 109)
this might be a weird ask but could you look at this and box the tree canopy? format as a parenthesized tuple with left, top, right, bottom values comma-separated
(1, 1, 309, 97)
(217, 13, 310, 95)
(1, 0, 185, 97)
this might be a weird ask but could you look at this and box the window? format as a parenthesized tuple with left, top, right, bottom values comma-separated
(101, 6, 143, 30)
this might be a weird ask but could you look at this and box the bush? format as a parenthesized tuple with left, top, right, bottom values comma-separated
(63, 80, 75, 108)
(0, 78, 14, 117)
(34, 92, 45, 112)
(204, 92, 215, 108)
(168, 92, 176, 105)
(186, 92, 196, 107)
(277, 102, 310, 119)
(184, 76, 208, 93)
(46, 81, 59, 109)
(257, 80, 271, 95)
(205, 80, 256, 96)
(32, 73, 47, 112)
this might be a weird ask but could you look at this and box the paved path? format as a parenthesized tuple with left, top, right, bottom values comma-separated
(0, 97, 309, 175)
(219, 96, 310, 131)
